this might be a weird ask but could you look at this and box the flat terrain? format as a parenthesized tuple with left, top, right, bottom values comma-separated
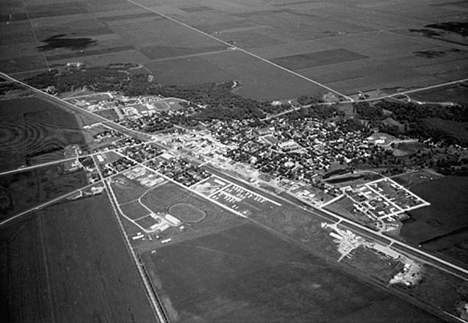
(423, 118, 468, 147)
(0, 165, 87, 221)
(0, 194, 155, 323)
(0, 96, 88, 171)
(111, 175, 149, 204)
(129, 182, 246, 248)
(1, 0, 466, 100)
(410, 83, 468, 105)
(400, 176, 468, 263)
(1, 1, 467, 322)
(0, 215, 52, 323)
(169, 203, 206, 222)
(142, 222, 443, 323)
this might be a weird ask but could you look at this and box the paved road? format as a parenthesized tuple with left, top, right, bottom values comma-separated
(4, 71, 467, 279)
(3, 71, 467, 322)
(0, 180, 102, 227)
(128, 0, 467, 106)
(126, 0, 354, 102)
(205, 165, 468, 280)
(261, 77, 468, 121)
(105, 178, 170, 323)
(0, 72, 153, 141)
(360, 78, 468, 103)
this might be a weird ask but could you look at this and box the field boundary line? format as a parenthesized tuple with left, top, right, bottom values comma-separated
(383, 29, 468, 52)
(207, 166, 468, 280)
(124, 159, 252, 221)
(105, 178, 169, 323)
(147, 48, 232, 63)
(38, 211, 57, 323)
(361, 78, 468, 103)
(0, 142, 146, 177)
(0, 180, 104, 228)
(306, 198, 468, 280)
(126, 0, 353, 101)
(0, 72, 154, 141)
(92, 155, 153, 234)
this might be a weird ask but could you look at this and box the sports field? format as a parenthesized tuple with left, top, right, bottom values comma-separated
(125, 182, 247, 252)
(169, 202, 206, 222)
(1, 0, 466, 100)
(142, 222, 443, 323)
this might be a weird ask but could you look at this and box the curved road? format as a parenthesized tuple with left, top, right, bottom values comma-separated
(2, 72, 467, 323)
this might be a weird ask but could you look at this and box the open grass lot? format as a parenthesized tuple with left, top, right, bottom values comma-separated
(1, 0, 465, 99)
(135, 214, 159, 229)
(400, 176, 468, 262)
(392, 262, 468, 316)
(0, 96, 87, 171)
(93, 108, 119, 120)
(246, 200, 343, 260)
(120, 200, 149, 220)
(0, 194, 156, 323)
(0, 165, 87, 222)
(142, 222, 442, 323)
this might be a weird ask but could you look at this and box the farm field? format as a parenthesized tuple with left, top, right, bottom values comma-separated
(142, 222, 443, 323)
(1, 1, 467, 321)
(0, 165, 87, 222)
(0, 194, 156, 323)
(0, 215, 52, 323)
(400, 176, 468, 263)
(0, 0, 466, 100)
(410, 83, 468, 105)
(423, 118, 468, 147)
(0, 96, 88, 171)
